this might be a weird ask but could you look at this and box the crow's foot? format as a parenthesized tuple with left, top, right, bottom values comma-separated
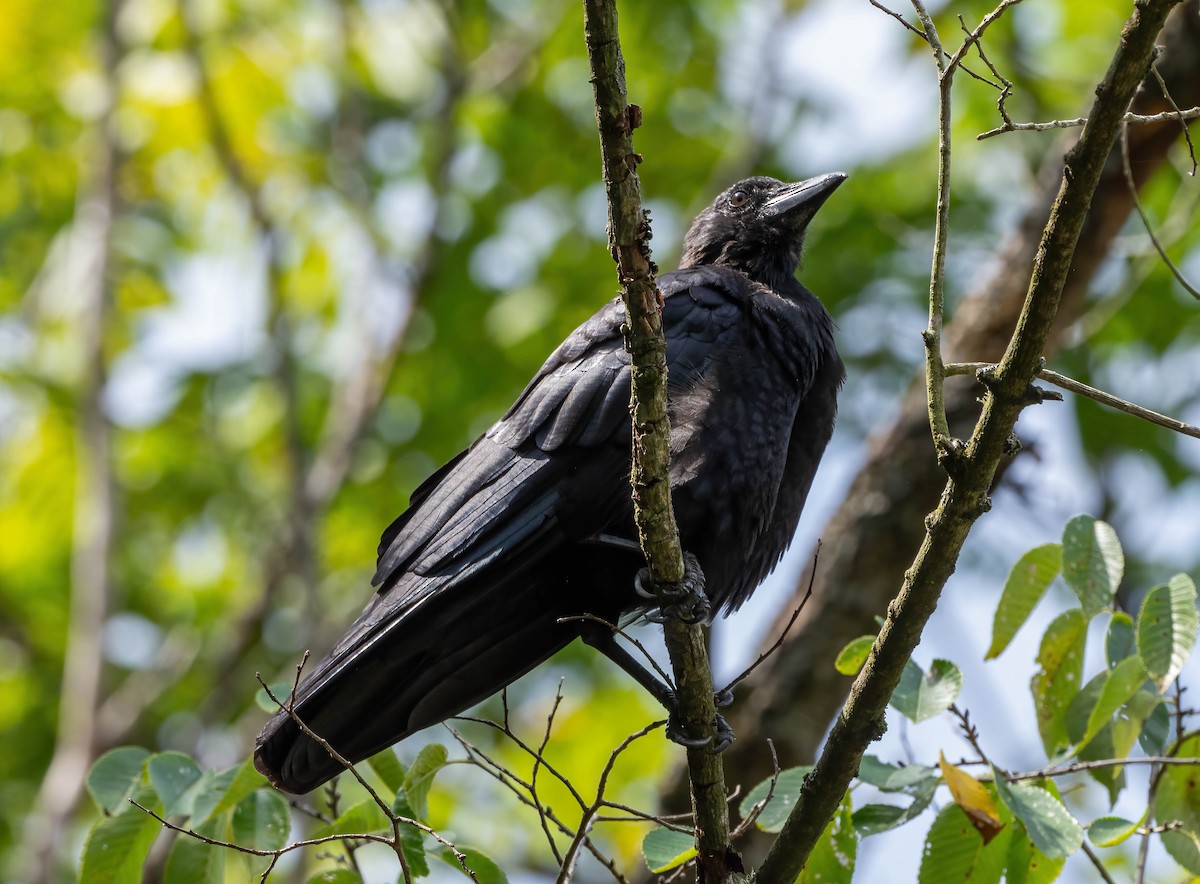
(635, 553, 710, 625)
(663, 689, 737, 753)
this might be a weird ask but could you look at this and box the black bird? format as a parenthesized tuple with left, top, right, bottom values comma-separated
(255, 173, 847, 794)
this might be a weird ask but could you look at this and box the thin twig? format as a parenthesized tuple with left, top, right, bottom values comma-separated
(722, 545, 820, 695)
(944, 361, 1200, 439)
(732, 740, 780, 838)
(559, 613, 674, 688)
(978, 105, 1200, 140)
(1121, 120, 1200, 300)
(999, 755, 1200, 781)
(1079, 840, 1120, 884)
(1149, 58, 1197, 173)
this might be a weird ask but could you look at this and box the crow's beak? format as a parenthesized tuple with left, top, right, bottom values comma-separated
(762, 172, 848, 218)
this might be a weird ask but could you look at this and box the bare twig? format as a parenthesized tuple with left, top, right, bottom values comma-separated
(1080, 840, 1120, 884)
(1150, 58, 1197, 172)
(1121, 121, 1200, 299)
(999, 755, 1200, 781)
(944, 361, 1200, 439)
(731, 741, 780, 839)
(721, 545, 820, 696)
(979, 105, 1200, 140)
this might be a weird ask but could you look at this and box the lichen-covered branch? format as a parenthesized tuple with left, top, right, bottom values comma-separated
(581, 1, 738, 880)
(754, 1, 1181, 879)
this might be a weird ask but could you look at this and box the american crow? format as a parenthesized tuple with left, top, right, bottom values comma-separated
(255, 173, 846, 793)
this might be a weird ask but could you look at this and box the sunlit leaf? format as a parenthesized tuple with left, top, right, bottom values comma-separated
(1061, 515, 1123, 619)
(404, 743, 448, 821)
(890, 659, 963, 723)
(1137, 574, 1198, 691)
(642, 828, 696, 873)
(368, 749, 407, 796)
(987, 544, 1061, 659)
(835, 635, 875, 675)
(1031, 609, 1087, 756)
(939, 754, 1003, 844)
(917, 803, 1008, 884)
(1106, 611, 1135, 666)
(1154, 734, 1200, 875)
(992, 772, 1082, 860)
(1088, 815, 1141, 847)
(438, 846, 508, 884)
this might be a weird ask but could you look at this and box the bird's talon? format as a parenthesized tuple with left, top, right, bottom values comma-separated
(634, 568, 657, 601)
(714, 687, 735, 708)
(710, 713, 735, 753)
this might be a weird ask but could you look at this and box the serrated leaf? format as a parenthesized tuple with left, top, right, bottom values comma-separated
(79, 783, 162, 884)
(642, 828, 697, 873)
(232, 789, 290, 851)
(404, 743, 448, 821)
(890, 658, 963, 723)
(367, 748, 406, 795)
(987, 544, 1061, 659)
(798, 792, 855, 884)
(992, 772, 1082, 860)
(739, 766, 811, 833)
(917, 803, 1008, 884)
(1061, 515, 1123, 619)
(1106, 612, 1136, 666)
(835, 635, 875, 675)
(1137, 574, 1198, 691)
(1031, 609, 1087, 756)
(940, 754, 1003, 844)
(147, 752, 204, 817)
(163, 817, 226, 884)
(1088, 815, 1141, 847)
(438, 846, 508, 884)
(87, 747, 151, 815)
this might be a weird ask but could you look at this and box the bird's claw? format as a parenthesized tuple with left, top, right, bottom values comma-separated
(637, 553, 711, 625)
(664, 689, 737, 753)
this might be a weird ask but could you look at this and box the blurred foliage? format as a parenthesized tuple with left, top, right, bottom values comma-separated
(1, 0, 1197, 880)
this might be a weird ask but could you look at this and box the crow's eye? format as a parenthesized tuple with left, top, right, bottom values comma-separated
(729, 190, 750, 208)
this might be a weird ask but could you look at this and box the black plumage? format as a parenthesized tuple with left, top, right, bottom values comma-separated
(254, 173, 847, 793)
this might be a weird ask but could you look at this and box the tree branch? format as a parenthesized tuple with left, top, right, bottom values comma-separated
(581, 1, 738, 881)
(755, 1, 1181, 879)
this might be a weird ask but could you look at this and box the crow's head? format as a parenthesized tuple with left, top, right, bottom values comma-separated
(679, 173, 846, 289)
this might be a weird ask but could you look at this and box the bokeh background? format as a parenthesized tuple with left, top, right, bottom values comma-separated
(2, 0, 1198, 880)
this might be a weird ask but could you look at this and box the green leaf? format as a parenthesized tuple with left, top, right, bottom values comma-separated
(255, 682, 295, 713)
(1137, 574, 1199, 691)
(187, 767, 239, 827)
(987, 544, 1061, 659)
(87, 747, 151, 815)
(798, 792, 855, 884)
(992, 772, 1082, 860)
(1138, 696, 1171, 754)
(1106, 612, 1136, 666)
(147, 752, 204, 817)
(1088, 815, 1141, 847)
(835, 635, 875, 675)
(1080, 655, 1147, 749)
(306, 872, 362, 884)
(1078, 723, 1125, 805)
(404, 743, 449, 821)
(1002, 818, 1065, 884)
(231, 789, 290, 851)
(852, 778, 937, 836)
(642, 828, 697, 873)
(163, 817, 226, 884)
(1064, 671, 1107, 745)
(857, 756, 938, 793)
(917, 803, 1008, 884)
(1031, 609, 1087, 756)
(438, 846, 508, 884)
(210, 758, 269, 819)
(79, 783, 163, 884)
(315, 798, 391, 838)
(739, 766, 812, 833)
(367, 748, 407, 795)
(1061, 515, 1123, 619)
(1154, 734, 1200, 875)
(891, 658, 963, 723)
(392, 788, 430, 877)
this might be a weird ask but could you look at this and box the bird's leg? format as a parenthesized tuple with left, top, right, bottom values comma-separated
(579, 623, 734, 752)
(635, 552, 711, 625)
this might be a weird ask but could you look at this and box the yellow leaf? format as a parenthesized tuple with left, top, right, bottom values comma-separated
(939, 753, 1004, 845)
